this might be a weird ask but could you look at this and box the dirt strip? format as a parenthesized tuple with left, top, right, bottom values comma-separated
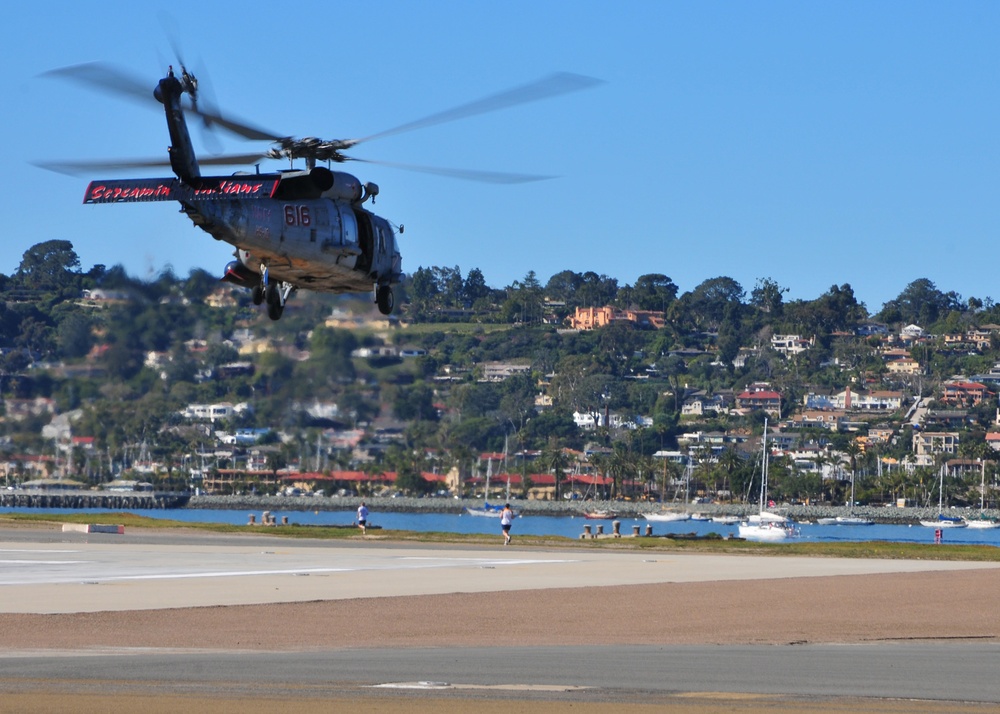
(3, 568, 997, 650)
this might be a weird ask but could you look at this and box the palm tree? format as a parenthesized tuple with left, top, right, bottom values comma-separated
(542, 445, 569, 501)
(718, 446, 743, 504)
(657, 458, 682, 504)
(842, 440, 862, 506)
(588, 453, 611, 500)
(608, 443, 637, 500)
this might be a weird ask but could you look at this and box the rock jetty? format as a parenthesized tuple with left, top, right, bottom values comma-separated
(184, 494, 999, 526)
(1, 491, 189, 509)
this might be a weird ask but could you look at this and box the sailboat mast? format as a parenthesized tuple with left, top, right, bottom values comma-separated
(484, 457, 492, 505)
(760, 418, 768, 512)
(938, 463, 945, 514)
(503, 434, 511, 502)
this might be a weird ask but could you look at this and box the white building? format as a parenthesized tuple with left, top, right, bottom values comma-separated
(180, 402, 252, 422)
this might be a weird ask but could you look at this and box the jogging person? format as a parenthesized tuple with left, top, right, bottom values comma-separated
(500, 503, 514, 545)
(357, 501, 369, 535)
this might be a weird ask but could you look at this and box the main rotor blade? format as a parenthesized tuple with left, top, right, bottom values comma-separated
(41, 62, 153, 105)
(41, 62, 281, 142)
(34, 157, 175, 175)
(351, 72, 604, 146)
(188, 107, 281, 141)
(350, 158, 554, 184)
(34, 151, 270, 175)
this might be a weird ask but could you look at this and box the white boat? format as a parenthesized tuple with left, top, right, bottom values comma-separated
(919, 465, 966, 528)
(747, 510, 788, 524)
(965, 517, 1000, 530)
(465, 505, 503, 517)
(738, 419, 794, 542)
(817, 470, 873, 525)
(643, 511, 691, 522)
(465, 453, 516, 517)
(919, 516, 966, 528)
(738, 521, 793, 541)
(646, 460, 696, 522)
(711, 515, 740, 525)
(964, 470, 999, 528)
(583, 510, 619, 520)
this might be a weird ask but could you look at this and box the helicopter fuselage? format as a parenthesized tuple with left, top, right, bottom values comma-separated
(190, 175, 401, 295)
(83, 167, 403, 318)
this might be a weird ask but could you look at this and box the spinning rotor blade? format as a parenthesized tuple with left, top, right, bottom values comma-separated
(34, 157, 176, 175)
(35, 151, 272, 175)
(41, 62, 152, 104)
(189, 108, 280, 141)
(350, 158, 554, 184)
(351, 72, 604, 147)
(41, 62, 280, 142)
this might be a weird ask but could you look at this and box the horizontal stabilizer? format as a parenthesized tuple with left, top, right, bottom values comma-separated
(84, 176, 279, 204)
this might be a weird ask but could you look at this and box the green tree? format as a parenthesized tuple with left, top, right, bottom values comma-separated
(463, 267, 491, 305)
(393, 384, 438, 421)
(542, 445, 569, 500)
(501, 271, 545, 324)
(14, 240, 81, 293)
(679, 276, 745, 330)
(879, 278, 962, 327)
(750, 277, 787, 316)
(629, 273, 679, 312)
(55, 313, 93, 359)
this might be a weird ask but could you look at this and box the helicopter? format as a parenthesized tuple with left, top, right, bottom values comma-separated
(39, 62, 602, 320)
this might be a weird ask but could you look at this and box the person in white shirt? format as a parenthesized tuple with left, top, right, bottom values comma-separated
(357, 502, 369, 535)
(500, 503, 514, 545)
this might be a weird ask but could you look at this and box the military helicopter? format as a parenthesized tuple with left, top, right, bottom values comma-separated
(39, 62, 601, 319)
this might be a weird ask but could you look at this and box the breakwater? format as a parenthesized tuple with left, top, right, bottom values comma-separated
(2, 490, 994, 526)
(184, 494, 998, 526)
(0, 491, 190, 509)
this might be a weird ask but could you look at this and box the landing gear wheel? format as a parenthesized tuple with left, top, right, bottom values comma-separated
(265, 283, 283, 320)
(252, 284, 264, 305)
(376, 286, 394, 315)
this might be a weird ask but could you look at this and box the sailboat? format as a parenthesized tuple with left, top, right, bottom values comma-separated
(644, 459, 691, 522)
(465, 454, 503, 517)
(465, 440, 518, 518)
(965, 463, 999, 529)
(817, 467, 873, 526)
(739, 419, 795, 541)
(919, 464, 966, 528)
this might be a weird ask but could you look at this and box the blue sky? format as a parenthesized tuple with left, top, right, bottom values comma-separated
(4, 1, 1000, 312)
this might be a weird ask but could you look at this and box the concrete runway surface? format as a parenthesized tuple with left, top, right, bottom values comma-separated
(1, 527, 998, 712)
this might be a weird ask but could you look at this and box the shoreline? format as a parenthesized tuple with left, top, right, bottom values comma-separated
(192, 494, 1000, 525)
(4, 490, 997, 525)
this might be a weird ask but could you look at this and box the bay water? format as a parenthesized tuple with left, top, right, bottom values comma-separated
(3, 506, 1000, 546)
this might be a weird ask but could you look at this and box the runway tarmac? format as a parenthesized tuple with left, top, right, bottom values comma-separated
(2, 527, 999, 712)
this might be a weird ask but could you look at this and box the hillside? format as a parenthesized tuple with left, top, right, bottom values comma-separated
(3, 240, 999, 511)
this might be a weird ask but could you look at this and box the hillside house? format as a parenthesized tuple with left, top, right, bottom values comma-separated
(735, 387, 782, 416)
(940, 381, 991, 407)
(481, 361, 532, 382)
(180, 402, 252, 422)
(786, 410, 851, 431)
(770, 334, 814, 357)
(568, 306, 665, 330)
(832, 388, 903, 412)
(912, 431, 959, 466)
(887, 358, 921, 375)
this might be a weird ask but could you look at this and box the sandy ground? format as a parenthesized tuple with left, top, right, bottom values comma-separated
(2, 529, 999, 713)
(2, 567, 999, 650)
